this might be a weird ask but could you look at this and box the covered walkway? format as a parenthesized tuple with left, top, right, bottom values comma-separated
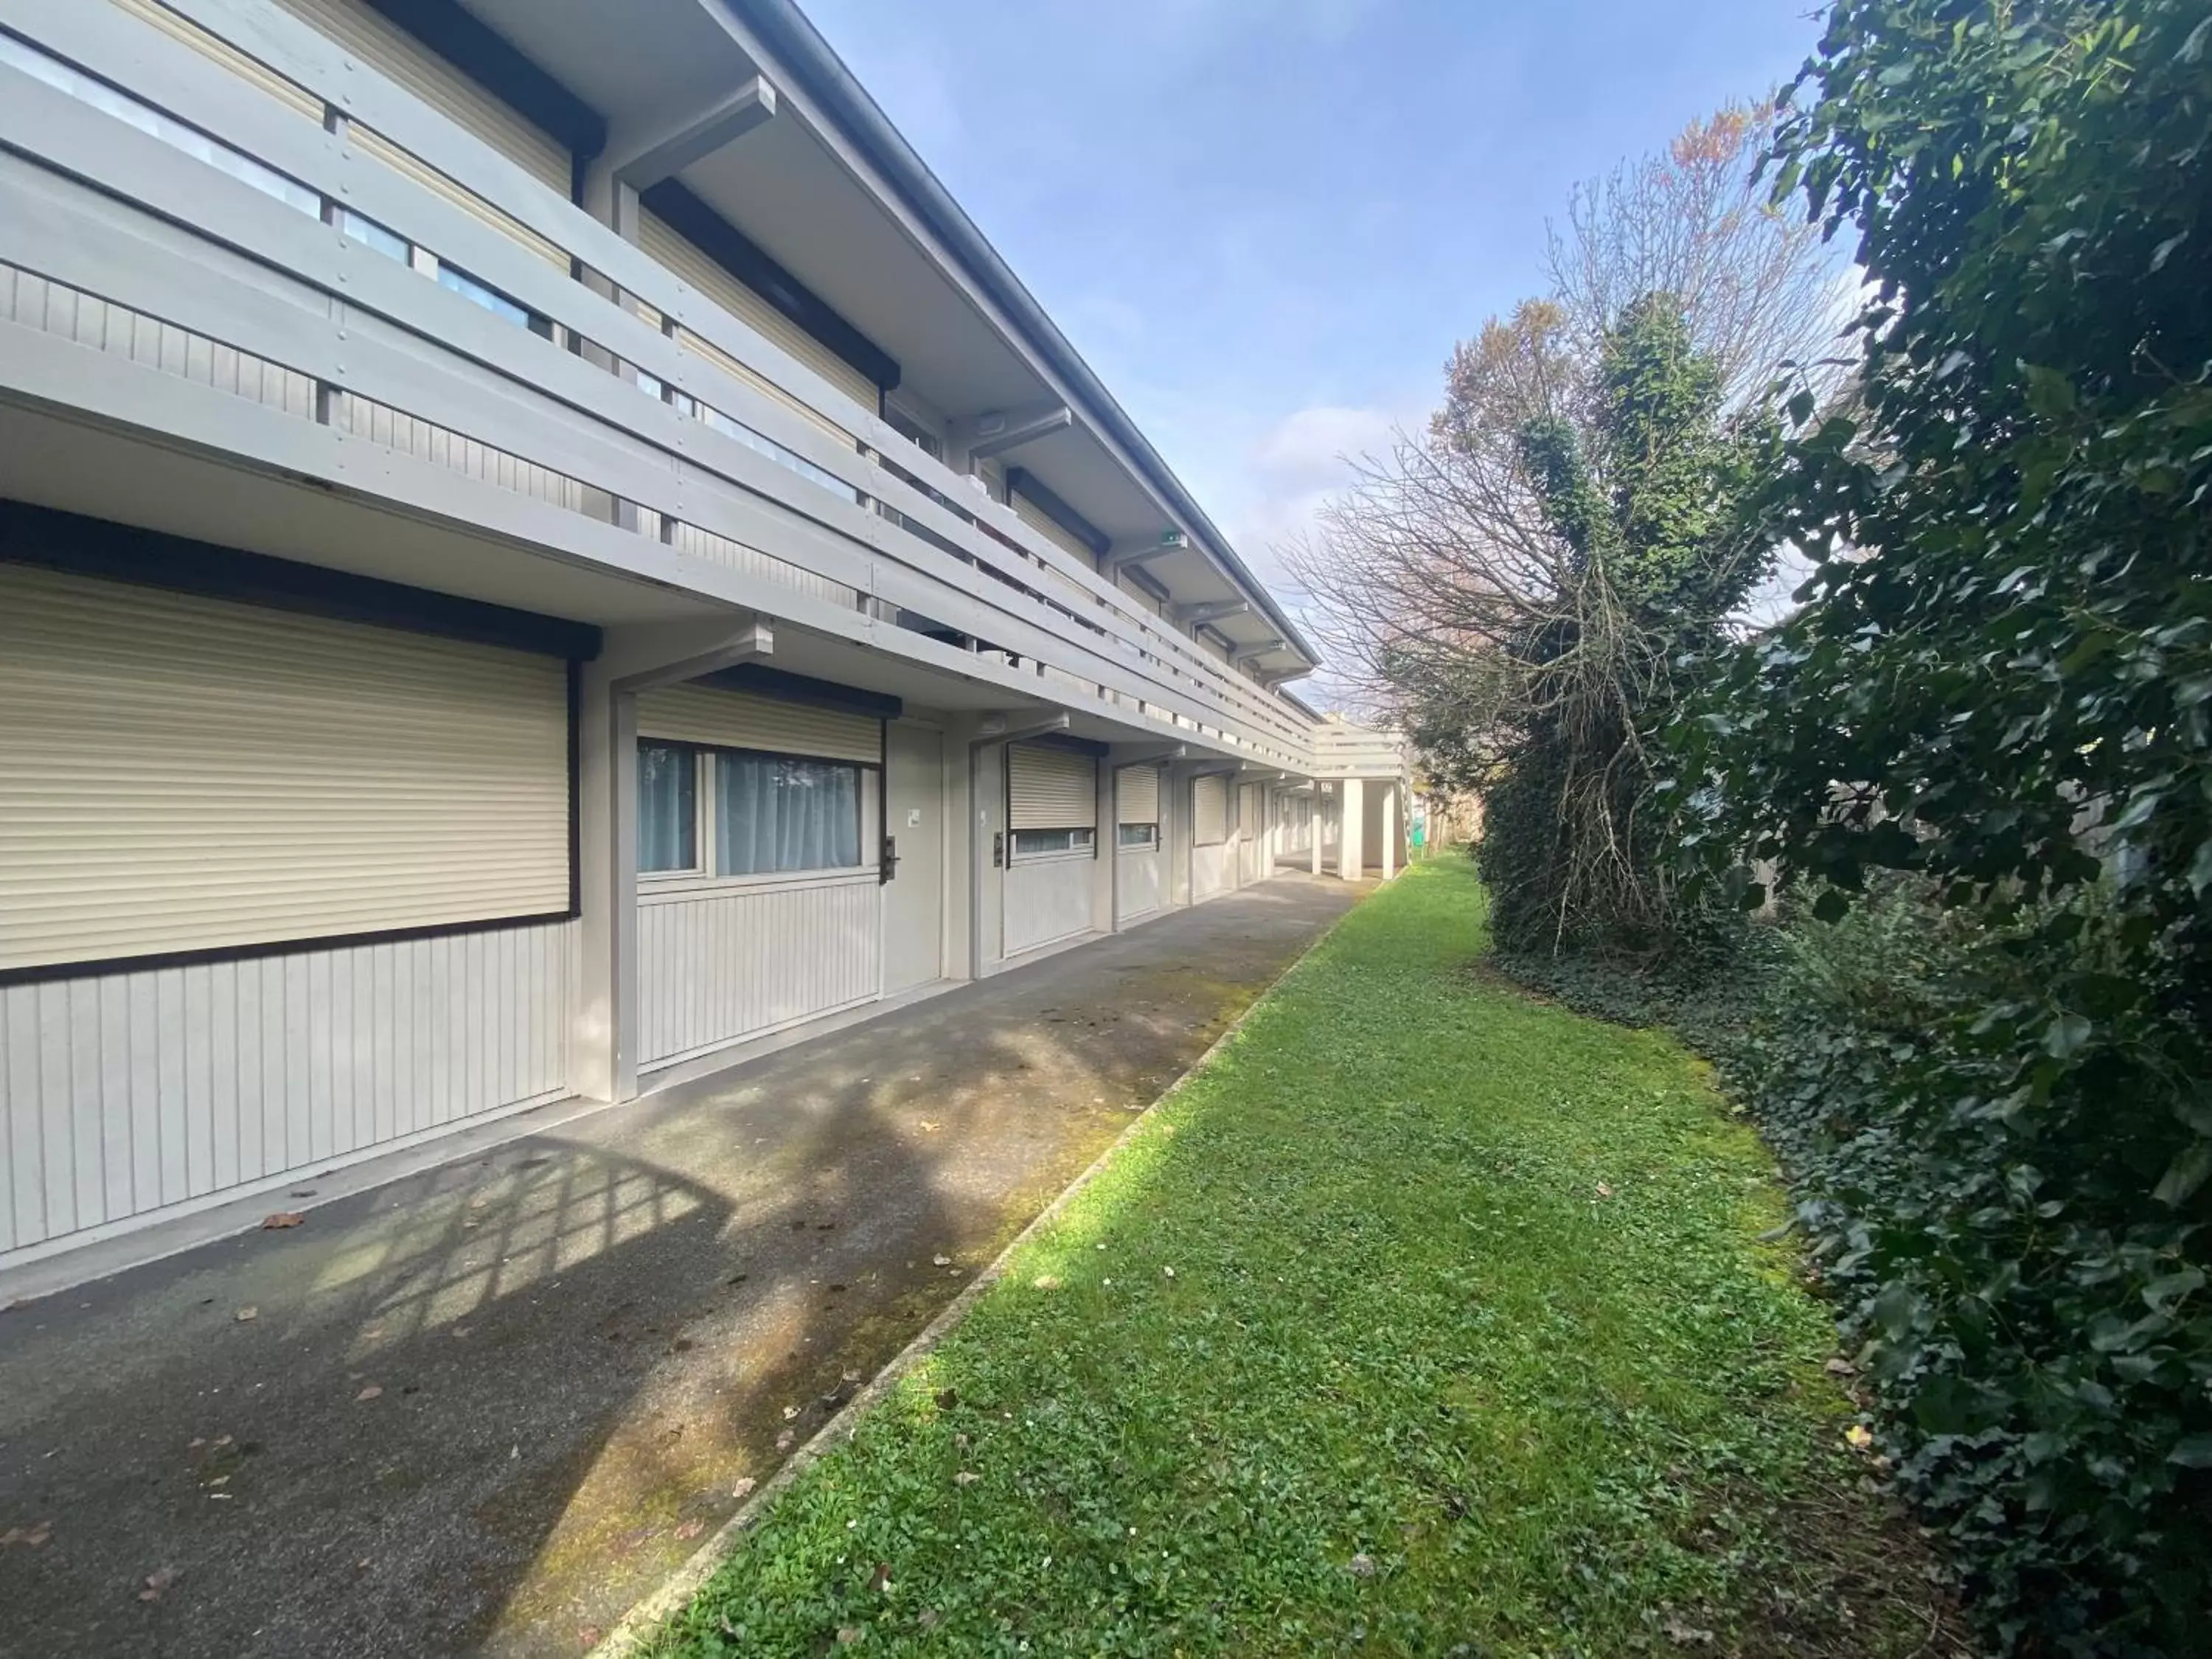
(0, 878, 1353, 1658)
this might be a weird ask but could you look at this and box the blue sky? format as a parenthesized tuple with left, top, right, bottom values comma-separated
(802, 0, 1829, 591)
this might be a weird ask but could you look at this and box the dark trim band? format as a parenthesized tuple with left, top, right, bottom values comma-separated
(639, 179, 901, 393)
(699, 661, 903, 718)
(1006, 467, 1110, 560)
(0, 501, 603, 661)
(360, 0, 608, 160)
(0, 911, 578, 991)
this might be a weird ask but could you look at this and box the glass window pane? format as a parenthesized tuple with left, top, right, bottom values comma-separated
(716, 754, 861, 876)
(340, 210, 411, 264)
(637, 743, 696, 872)
(437, 262, 533, 330)
(1118, 822, 1157, 848)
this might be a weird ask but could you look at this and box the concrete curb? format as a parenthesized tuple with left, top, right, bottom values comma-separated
(585, 893, 1361, 1657)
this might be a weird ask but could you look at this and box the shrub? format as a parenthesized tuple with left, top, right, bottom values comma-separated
(1732, 885, 2212, 1655)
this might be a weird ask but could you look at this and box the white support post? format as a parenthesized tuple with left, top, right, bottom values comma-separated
(573, 616, 771, 1104)
(1340, 777, 1366, 880)
(1310, 787, 1324, 876)
(1381, 785, 1399, 880)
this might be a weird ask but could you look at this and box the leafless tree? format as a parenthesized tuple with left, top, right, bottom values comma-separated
(1281, 107, 1843, 947)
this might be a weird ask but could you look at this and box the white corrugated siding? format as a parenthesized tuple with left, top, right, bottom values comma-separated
(635, 684, 880, 765)
(1116, 763, 1161, 824)
(0, 263, 319, 420)
(639, 209, 874, 436)
(1193, 772, 1228, 845)
(0, 564, 571, 975)
(1, 918, 576, 1259)
(108, 0, 322, 119)
(268, 0, 569, 190)
(636, 877, 880, 1067)
(1009, 743, 1097, 830)
(1012, 489, 1096, 570)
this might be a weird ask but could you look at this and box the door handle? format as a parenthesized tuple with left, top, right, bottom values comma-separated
(992, 830, 1004, 869)
(880, 833, 900, 885)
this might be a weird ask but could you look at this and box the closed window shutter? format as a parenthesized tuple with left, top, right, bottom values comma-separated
(640, 210, 874, 437)
(636, 684, 880, 765)
(1116, 764, 1160, 824)
(108, 0, 323, 121)
(1012, 490, 1095, 569)
(268, 0, 570, 192)
(1008, 744, 1097, 830)
(1193, 773, 1228, 845)
(0, 563, 570, 973)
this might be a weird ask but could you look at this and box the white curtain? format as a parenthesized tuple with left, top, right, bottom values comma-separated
(638, 744, 696, 871)
(716, 755, 861, 875)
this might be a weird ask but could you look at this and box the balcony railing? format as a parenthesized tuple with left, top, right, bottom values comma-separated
(0, 0, 1322, 768)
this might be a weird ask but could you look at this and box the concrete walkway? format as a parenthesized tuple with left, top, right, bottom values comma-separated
(0, 879, 1354, 1657)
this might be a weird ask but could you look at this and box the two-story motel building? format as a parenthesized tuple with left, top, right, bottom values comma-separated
(0, 0, 1410, 1274)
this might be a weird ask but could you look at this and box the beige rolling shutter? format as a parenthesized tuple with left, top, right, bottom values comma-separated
(1012, 488, 1096, 570)
(108, 0, 322, 119)
(1008, 743, 1097, 831)
(1116, 763, 1160, 825)
(636, 684, 880, 765)
(1193, 772, 1228, 845)
(0, 563, 569, 974)
(640, 209, 874, 439)
(269, 0, 568, 190)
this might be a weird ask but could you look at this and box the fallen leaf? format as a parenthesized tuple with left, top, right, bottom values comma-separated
(577, 1626, 602, 1647)
(233, 1307, 258, 1323)
(869, 1561, 891, 1593)
(953, 1470, 978, 1486)
(452, 1326, 471, 1340)
(1032, 1275, 1063, 1290)
(731, 1476, 757, 1500)
(843, 1368, 863, 1385)
(1846, 1424, 1874, 1450)
(775, 1429, 796, 1451)
(673, 1518, 706, 1542)
(931, 1254, 952, 1267)
(1824, 1357, 1856, 1376)
(1347, 1552, 1377, 1579)
(836, 1625, 863, 1645)
(1663, 1615, 1717, 1646)
(138, 1565, 181, 1602)
(934, 1388, 959, 1411)
(355, 1385, 383, 1402)
(1162, 1266, 1175, 1279)
(917, 1609, 941, 1630)
(212, 1436, 232, 1448)
(782, 1403, 800, 1421)
(204, 1475, 229, 1488)
(918, 1120, 941, 1133)
(1595, 1183, 1615, 1200)
(2, 1520, 53, 1549)
(260, 1212, 305, 1230)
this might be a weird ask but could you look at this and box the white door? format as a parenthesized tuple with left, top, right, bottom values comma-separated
(883, 723, 944, 994)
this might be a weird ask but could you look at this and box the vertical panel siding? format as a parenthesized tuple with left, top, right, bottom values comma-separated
(1116, 849, 1164, 924)
(1004, 858, 1096, 956)
(635, 877, 880, 1069)
(0, 262, 317, 418)
(0, 919, 574, 1259)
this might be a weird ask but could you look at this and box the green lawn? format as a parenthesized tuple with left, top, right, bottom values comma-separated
(647, 860, 1952, 1657)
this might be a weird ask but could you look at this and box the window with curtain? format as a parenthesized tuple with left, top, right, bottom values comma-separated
(638, 742, 697, 872)
(714, 753, 862, 875)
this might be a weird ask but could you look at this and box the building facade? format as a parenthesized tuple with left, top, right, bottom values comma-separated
(0, 0, 1405, 1273)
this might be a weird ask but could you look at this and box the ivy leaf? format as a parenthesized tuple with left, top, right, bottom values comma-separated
(2041, 1012, 2093, 1059)
(2168, 1434, 2212, 1470)
(2152, 1140, 2212, 1207)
